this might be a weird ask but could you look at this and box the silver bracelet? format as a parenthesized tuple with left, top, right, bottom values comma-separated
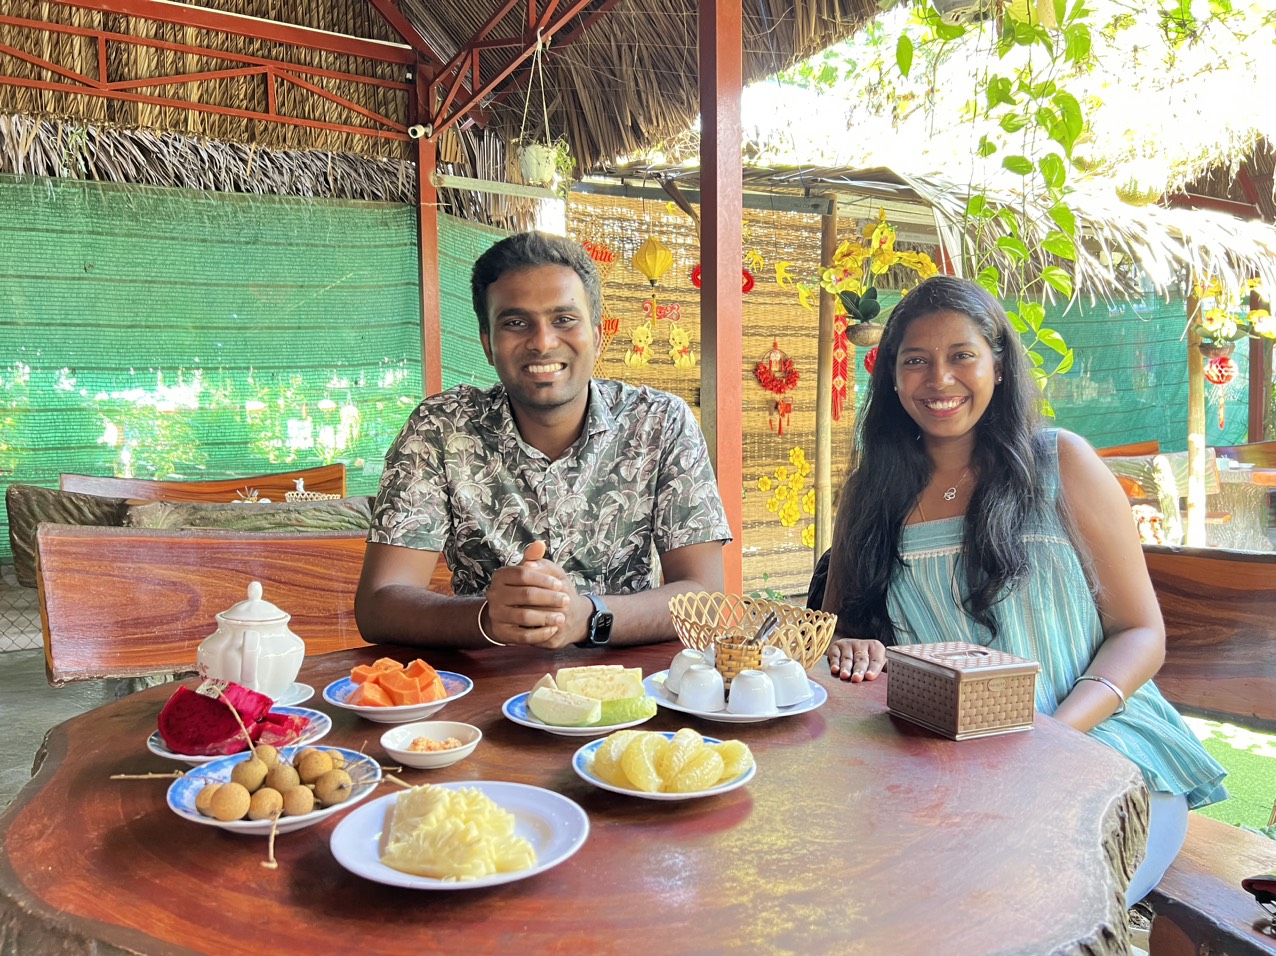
(477, 600, 506, 646)
(1074, 674, 1126, 716)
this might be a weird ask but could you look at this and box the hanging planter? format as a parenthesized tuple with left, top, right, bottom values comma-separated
(516, 142, 559, 187)
(1197, 340, 1236, 359)
(846, 322, 885, 347)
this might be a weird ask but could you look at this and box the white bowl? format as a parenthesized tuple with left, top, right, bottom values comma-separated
(322, 672, 473, 724)
(380, 721, 482, 769)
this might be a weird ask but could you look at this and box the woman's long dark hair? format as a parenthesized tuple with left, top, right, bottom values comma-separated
(832, 276, 1047, 643)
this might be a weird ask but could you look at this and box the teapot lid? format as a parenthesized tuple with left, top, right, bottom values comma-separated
(218, 581, 289, 623)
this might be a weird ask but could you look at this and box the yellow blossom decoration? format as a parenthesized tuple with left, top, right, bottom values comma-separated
(775, 466, 789, 482)
(802, 524, 816, 548)
(802, 489, 816, 515)
(756, 475, 773, 492)
(766, 497, 779, 513)
(789, 447, 806, 467)
(773, 485, 789, 501)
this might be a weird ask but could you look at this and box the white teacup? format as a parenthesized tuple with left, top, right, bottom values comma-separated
(726, 669, 778, 716)
(761, 645, 789, 667)
(665, 649, 707, 696)
(763, 657, 813, 707)
(677, 664, 726, 713)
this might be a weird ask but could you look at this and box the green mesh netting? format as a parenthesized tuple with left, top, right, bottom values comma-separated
(850, 290, 1251, 452)
(0, 175, 502, 559)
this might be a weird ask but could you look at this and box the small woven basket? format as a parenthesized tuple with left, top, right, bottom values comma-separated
(669, 592, 838, 672)
(284, 490, 341, 503)
(714, 640, 763, 692)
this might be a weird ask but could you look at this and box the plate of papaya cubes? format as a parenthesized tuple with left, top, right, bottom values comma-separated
(323, 658, 474, 724)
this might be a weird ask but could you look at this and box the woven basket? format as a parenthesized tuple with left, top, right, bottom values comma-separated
(714, 640, 763, 692)
(284, 490, 341, 503)
(669, 592, 838, 672)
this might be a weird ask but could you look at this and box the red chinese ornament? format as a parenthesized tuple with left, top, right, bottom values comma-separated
(754, 340, 800, 395)
(689, 264, 754, 294)
(1204, 355, 1238, 429)
(863, 346, 878, 376)
(831, 315, 849, 421)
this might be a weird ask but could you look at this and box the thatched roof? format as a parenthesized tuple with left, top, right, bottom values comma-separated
(1, 0, 882, 184)
(588, 163, 1276, 304)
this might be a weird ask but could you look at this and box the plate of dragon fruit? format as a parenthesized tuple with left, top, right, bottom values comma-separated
(149, 681, 331, 766)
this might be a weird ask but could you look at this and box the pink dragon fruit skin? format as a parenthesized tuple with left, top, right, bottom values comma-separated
(157, 682, 294, 756)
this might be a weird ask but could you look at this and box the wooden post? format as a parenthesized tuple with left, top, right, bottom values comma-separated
(415, 69, 443, 397)
(697, 0, 744, 594)
(1186, 298, 1206, 546)
(1249, 289, 1271, 441)
(814, 196, 838, 564)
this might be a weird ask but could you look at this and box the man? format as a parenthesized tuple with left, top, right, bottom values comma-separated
(355, 231, 730, 649)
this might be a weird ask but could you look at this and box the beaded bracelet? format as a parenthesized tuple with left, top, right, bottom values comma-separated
(477, 600, 506, 646)
(1074, 674, 1126, 715)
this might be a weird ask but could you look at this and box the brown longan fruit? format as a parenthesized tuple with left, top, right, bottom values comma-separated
(265, 763, 300, 793)
(324, 749, 346, 769)
(296, 750, 333, 785)
(247, 787, 284, 821)
(252, 744, 281, 769)
(230, 757, 268, 793)
(209, 782, 252, 821)
(194, 783, 222, 817)
(313, 768, 353, 807)
(294, 747, 321, 764)
(281, 785, 316, 817)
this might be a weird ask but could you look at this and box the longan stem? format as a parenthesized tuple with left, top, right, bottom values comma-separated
(110, 772, 185, 780)
(216, 690, 257, 752)
(384, 774, 413, 790)
(261, 811, 280, 869)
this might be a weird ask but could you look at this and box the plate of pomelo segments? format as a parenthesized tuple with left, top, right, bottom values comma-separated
(324, 671, 473, 724)
(572, 731, 756, 801)
(501, 692, 656, 737)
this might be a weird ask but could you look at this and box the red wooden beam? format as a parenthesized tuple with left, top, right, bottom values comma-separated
(428, 0, 596, 138)
(48, 0, 415, 65)
(0, 75, 408, 140)
(428, 0, 521, 127)
(365, 0, 446, 66)
(489, 0, 620, 110)
(1, 15, 410, 90)
(1167, 191, 1261, 219)
(698, 0, 744, 594)
(414, 71, 444, 398)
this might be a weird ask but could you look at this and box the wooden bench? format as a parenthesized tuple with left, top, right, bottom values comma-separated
(59, 463, 347, 503)
(1097, 439, 1162, 458)
(1144, 543, 1276, 953)
(34, 524, 454, 686)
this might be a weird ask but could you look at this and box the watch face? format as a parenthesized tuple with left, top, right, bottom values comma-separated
(587, 595, 613, 645)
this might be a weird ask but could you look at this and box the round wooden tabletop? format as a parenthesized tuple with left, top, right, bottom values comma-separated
(0, 643, 1147, 955)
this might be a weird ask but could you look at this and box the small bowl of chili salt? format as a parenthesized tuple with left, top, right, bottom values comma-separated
(380, 721, 482, 769)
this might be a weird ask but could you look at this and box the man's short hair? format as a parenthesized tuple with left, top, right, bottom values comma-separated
(471, 231, 603, 333)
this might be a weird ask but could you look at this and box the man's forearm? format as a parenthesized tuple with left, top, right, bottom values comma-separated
(602, 578, 717, 647)
(355, 585, 492, 649)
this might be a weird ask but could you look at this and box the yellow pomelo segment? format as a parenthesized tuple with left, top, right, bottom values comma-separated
(620, 732, 668, 792)
(709, 740, 755, 783)
(592, 730, 642, 786)
(558, 666, 644, 701)
(666, 749, 726, 793)
(656, 728, 704, 784)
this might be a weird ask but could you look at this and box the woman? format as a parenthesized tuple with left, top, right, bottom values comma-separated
(822, 275, 1226, 905)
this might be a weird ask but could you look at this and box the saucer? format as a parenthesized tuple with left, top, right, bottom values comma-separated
(275, 682, 314, 706)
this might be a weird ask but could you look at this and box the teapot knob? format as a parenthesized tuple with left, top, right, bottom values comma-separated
(247, 581, 263, 601)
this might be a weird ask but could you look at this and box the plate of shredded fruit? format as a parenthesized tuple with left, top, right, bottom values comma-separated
(323, 658, 473, 724)
(330, 781, 589, 889)
(572, 729, 756, 801)
(501, 664, 657, 737)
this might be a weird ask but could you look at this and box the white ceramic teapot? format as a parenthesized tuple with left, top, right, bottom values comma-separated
(196, 581, 305, 701)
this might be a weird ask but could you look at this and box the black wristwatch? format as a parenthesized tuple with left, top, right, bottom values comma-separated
(580, 594, 613, 647)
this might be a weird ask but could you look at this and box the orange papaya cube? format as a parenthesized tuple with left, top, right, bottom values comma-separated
(421, 675, 447, 702)
(404, 659, 438, 682)
(378, 669, 425, 706)
(350, 664, 381, 685)
(371, 657, 403, 673)
(351, 681, 393, 707)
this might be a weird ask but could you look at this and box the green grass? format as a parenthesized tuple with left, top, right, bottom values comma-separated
(1184, 716, 1276, 834)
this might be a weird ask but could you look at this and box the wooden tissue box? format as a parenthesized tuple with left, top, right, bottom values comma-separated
(886, 641, 1040, 740)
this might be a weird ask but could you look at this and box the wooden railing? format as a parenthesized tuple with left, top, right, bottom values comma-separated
(59, 463, 346, 503)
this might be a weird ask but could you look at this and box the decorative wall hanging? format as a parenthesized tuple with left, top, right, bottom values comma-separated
(831, 315, 849, 422)
(689, 263, 758, 294)
(581, 238, 621, 377)
(754, 447, 817, 547)
(629, 236, 675, 370)
(863, 346, 879, 376)
(1191, 276, 1271, 351)
(754, 340, 800, 435)
(625, 321, 654, 368)
(1204, 354, 1238, 429)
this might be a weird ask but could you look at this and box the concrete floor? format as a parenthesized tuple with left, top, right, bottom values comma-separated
(0, 649, 117, 811)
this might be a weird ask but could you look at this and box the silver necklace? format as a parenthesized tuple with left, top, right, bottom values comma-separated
(942, 469, 970, 502)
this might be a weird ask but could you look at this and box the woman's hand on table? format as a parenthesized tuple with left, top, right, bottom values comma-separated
(828, 638, 887, 682)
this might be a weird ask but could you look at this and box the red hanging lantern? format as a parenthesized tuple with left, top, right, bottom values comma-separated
(769, 398, 794, 435)
(863, 346, 878, 376)
(1204, 355, 1238, 429)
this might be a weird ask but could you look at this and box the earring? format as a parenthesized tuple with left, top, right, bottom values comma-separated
(996, 376, 1003, 384)
(893, 385, 898, 392)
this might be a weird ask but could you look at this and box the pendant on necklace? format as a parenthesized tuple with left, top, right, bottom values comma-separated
(943, 485, 958, 502)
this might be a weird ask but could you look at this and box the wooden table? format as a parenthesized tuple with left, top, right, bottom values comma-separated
(1, 643, 1149, 956)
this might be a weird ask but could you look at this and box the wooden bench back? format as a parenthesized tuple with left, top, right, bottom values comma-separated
(1145, 544, 1276, 730)
(1096, 440, 1161, 458)
(59, 464, 347, 503)
(35, 524, 455, 686)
